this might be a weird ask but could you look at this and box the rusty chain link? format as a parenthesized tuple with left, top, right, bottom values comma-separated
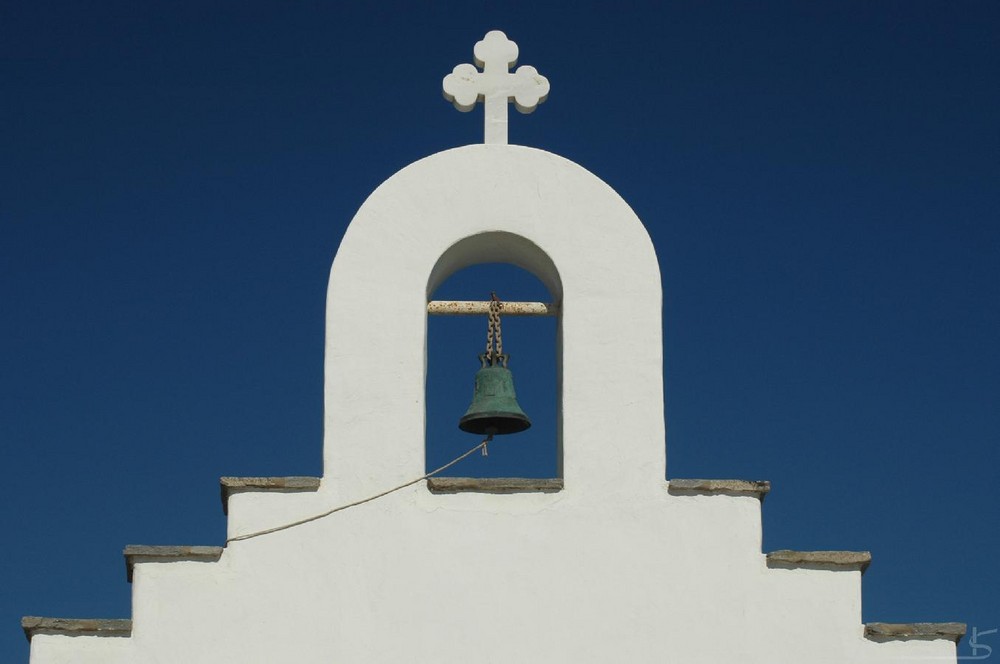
(485, 293, 504, 366)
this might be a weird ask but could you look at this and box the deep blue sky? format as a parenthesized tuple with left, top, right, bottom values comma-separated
(2, 1, 998, 661)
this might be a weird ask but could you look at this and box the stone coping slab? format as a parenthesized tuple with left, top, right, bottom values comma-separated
(865, 622, 967, 643)
(123, 545, 224, 583)
(426, 477, 563, 494)
(219, 476, 321, 514)
(668, 479, 771, 500)
(767, 550, 872, 574)
(22, 617, 131, 642)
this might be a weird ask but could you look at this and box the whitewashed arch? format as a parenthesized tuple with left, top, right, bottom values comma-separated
(427, 231, 562, 301)
(323, 144, 664, 502)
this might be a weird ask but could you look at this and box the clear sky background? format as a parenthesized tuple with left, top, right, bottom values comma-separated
(2, 1, 998, 661)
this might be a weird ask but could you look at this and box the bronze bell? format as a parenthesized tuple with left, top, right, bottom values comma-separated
(458, 353, 531, 435)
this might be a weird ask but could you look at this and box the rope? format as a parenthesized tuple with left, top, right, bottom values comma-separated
(227, 438, 489, 544)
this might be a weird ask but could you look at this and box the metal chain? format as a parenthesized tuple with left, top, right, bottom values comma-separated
(485, 293, 503, 364)
(485, 301, 495, 362)
(494, 294, 503, 358)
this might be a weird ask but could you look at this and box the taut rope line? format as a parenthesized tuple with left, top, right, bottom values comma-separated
(227, 439, 489, 544)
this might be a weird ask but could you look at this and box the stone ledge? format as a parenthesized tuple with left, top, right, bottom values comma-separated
(220, 476, 321, 515)
(668, 479, 771, 500)
(865, 622, 967, 643)
(426, 477, 563, 494)
(21, 617, 131, 642)
(767, 550, 872, 574)
(123, 545, 224, 583)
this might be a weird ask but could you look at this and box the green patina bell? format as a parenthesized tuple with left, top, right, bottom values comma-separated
(458, 353, 532, 435)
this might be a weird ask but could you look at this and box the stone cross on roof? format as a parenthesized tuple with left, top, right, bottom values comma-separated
(443, 30, 550, 145)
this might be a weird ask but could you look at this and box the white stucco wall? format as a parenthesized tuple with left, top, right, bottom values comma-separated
(26, 145, 958, 664)
(322, 145, 665, 505)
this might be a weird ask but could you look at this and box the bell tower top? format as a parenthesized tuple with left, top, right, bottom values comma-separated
(320, 30, 662, 504)
(323, 145, 663, 503)
(442, 30, 550, 145)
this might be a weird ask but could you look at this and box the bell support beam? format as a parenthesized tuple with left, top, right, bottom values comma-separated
(427, 300, 557, 316)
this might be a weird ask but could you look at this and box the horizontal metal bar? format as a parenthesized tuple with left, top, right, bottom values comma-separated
(427, 300, 557, 316)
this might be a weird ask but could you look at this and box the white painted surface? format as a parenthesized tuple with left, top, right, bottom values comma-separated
(26, 145, 959, 663)
(443, 31, 549, 144)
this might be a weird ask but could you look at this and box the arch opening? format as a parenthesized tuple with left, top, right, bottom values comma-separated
(426, 233, 562, 480)
(427, 232, 563, 302)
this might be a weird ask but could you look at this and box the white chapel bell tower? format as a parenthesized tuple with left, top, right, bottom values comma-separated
(21, 31, 965, 664)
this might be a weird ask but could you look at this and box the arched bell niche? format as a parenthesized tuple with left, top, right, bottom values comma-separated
(426, 232, 562, 479)
(426, 264, 558, 478)
(324, 145, 662, 501)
